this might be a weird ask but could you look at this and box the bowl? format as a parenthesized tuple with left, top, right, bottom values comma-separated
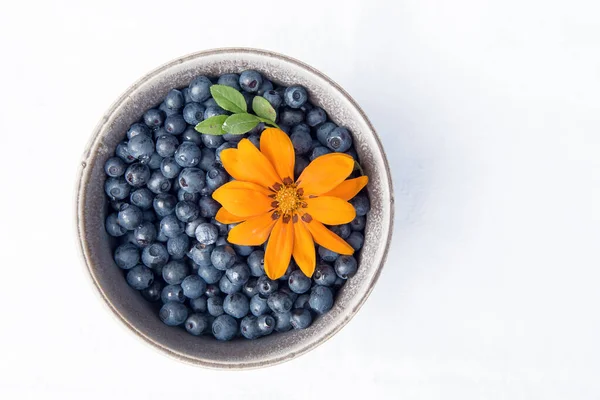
(76, 48, 394, 369)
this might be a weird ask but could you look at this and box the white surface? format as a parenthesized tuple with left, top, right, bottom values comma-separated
(1, 0, 599, 398)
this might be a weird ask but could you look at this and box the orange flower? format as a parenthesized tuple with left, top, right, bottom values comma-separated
(212, 128, 368, 279)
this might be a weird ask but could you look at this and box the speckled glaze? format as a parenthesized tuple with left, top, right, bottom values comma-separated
(76, 48, 394, 369)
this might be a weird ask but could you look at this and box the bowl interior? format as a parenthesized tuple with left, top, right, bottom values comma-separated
(77, 48, 393, 369)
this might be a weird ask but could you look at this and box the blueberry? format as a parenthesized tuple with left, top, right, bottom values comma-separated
(249, 294, 269, 316)
(178, 168, 205, 193)
(181, 126, 203, 145)
(148, 152, 164, 170)
(133, 221, 157, 246)
(313, 264, 337, 286)
(180, 103, 204, 126)
(257, 275, 279, 296)
(219, 275, 243, 295)
(294, 156, 310, 180)
(106, 213, 127, 237)
(211, 245, 236, 270)
(330, 224, 351, 239)
(346, 231, 364, 251)
(174, 142, 201, 168)
(127, 134, 154, 162)
(306, 107, 327, 127)
(129, 188, 153, 210)
(326, 127, 353, 152)
(294, 294, 310, 309)
(104, 156, 126, 177)
(273, 311, 292, 332)
(162, 260, 189, 285)
(117, 204, 142, 230)
(181, 275, 207, 299)
(183, 218, 204, 238)
(126, 265, 154, 290)
(182, 313, 208, 336)
(197, 148, 215, 172)
(188, 243, 215, 268)
(154, 134, 178, 158)
(204, 105, 228, 120)
(141, 243, 169, 271)
(240, 316, 261, 339)
(333, 276, 345, 291)
(114, 243, 140, 269)
(279, 286, 299, 303)
(267, 291, 293, 313)
(146, 171, 172, 194)
(201, 133, 224, 149)
(279, 262, 295, 281)
(279, 107, 305, 125)
(175, 200, 199, 222)
(256, 315, 275, 335)
(217, 73, 241, 90)
(205, 166, 228, 191)
(246, 133, 261, 148)
(143, 108, 165, 130)
(127, 122, 151, 139)
(207, 296, 224, 316)
(164, 89, 184, 110)
(215, 142, 235, 164)
(115, 141, 136, 164)
(158, 156, 181, 179)
(182, 87, 193, 103)
(212, 314, 237, 341)
(288, 270, 312, 294)
(316, 122, 337, 146)
(223, 293, 250, 318)
(345, 147, 359, 160)
(334, 255, 358, 279)
(159, 101, 179, 117)
(153, 193, 177, 217)
(205, 284, 221, 298)
(190, 223, 217, 246)
(167, 233, 189, 259)
(197, 261, 223, 284)
(177, 189, 200, 203)
(196, 197, 218, 218)
(161, 284, 185, 303)
(310, 146, 331, 161)
(141, 280, 162, 302)
(189, 296, 207, 313)
(318, 246, 338, 262)
(124, 163, 150, 187)
(309, 285, 334, 314)
(239, 70, 263, 93)
(163, 115, 186, 136)
(284, 86, 308, 108)
(105, 177, 130, 200)
(211, 218, 228, 236)
(257, 79, 273, 96)
(159, 302, 188, 326)
(160, 214, 185, 238)
(247, 250, 265, 277)
(350, 194, 370, 217)
(189, 76, 212, 102)
(226, 263, 250, 285)
(233, 244, 253, 257)
(203, 98, 218, 108)
(155, 226, 168, 243)
(290, 124, 312, 155)
(242, 278, 258, 298)
(290, 308, 312, 329)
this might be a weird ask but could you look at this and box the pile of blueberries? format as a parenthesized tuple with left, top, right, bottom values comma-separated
(103, 70, 370, 341)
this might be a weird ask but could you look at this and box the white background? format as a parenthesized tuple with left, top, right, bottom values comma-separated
(1, 0, 599, 398)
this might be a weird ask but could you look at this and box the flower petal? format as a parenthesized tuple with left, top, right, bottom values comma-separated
(304, 196, 356, 225)
(303, 217, 354, 255)
(292, 216, 316, 277)
(321, 176, 369, 201)
(296, 153, 354, 195)
(264, 218, 294, 280)
(215, 207, 246, 224)
(212, 181, 275, 218)
(220, 140, 282, 189)
(260, 128, 295, 181)
(228, 212, 277, 246)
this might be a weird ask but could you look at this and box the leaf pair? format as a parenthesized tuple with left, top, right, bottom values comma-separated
(195, 84, 278, 135)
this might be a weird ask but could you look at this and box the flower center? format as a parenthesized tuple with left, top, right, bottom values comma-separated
(274, 184, 302, 215)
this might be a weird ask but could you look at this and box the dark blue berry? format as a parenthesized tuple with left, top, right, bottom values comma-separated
(197, 261, 224, 284)
(141, 280, 162, 302)
(240, 316, 261, 339)
(162, 260, 189, 284)
(165, 89, 184, 110)
(309, 285, 334, 314)
(143, 211, 155, 222)
(106, 213, 127, 237)
(126, 265, 154, 290)
(256, 315, 275, 335)
(203, 98, 218, 108)
(290, 124, 312, 155)
(146, 171, 172, 194)
(219, 275, 243, 295)
(223, 293, 250, 318)
(257, 275, 279, 296)
(124, 163, 150, 187)
(197, 196, 218, 218)
(143, 109, 165, 130)
(153, 193, 177, 217)
(226, 263, 250, 285)
(175, 142, 201, 168)
(164, 114, 187, 135)
(161, 284, 185, 303)
(326, 127, 353, 152)
(105, 177, 130, 200)
(155, 134, 179, 158)
(159, 302, 188, 326)
(310, 146, 331, 161)
(263, 90, 282, 109)
(294, 156, 310, 180)
(279, 107, 304, 125)
(127, 134, 154, 162)
(205, 284, 221, 298)
(247, 250, 265, 277)
(239, 70, 263, 93)
(349, 215, 365, 232)
(198, 147, 216, 171)
(318, 246, 338, 262)
(207, 296, 224, 316)
(189, 296, 207, 313)
(204, 105, 228, 120)
(288, 270, 312, 294)
(127, 123, 151, 139)
(267, 291, 293, 313)
(159, 101, 179, 117)
(133, 221, 157, 247)
(178, 168, 205, 193)
(284, 86, 308, 108)
(185, 313, 209, 335)
(159, 157, 181, 179)
(159, 214, 185, 238)
(250, 294, 269, 316)
(346, 231, 364, 251)
(246, 133, 260, 148)
(182, 87, 193, 103)
(129, 188, 153, 210)
(110, 200, 126, 211)
(182, 126, 203, 145)
(306, 107, 327, 127)
(205, 167, 228, 192)
(273, 311, 292, 332)
(104, 157, 126, 177)
(217, 73, 241, 90)
(257, 79, 273, 96)
(192, 222, 217, 245)
(316, 122, 337, 146)
(177, 189, 200, 203)
(330, 224, 351, 239)
(155, 226, 168, 243)
(313, 264, 337, 286)
(147, 152, 163, 170)
(212, 314, 237, 341)
(117, 203, 143, 230)
(294, 294, 310, 309)
(211, 218, 228, 236)
(215, 142, 235, 164)
(201, 133, 224, 149)
(175, 200, 199, 222)
(189, 76, 212, 102)
(334, 255, 358, 279)
(115, 141, 136, 164)
(167, 233, 189, 259)
(141, 243, 169, 271)
(290, 308, 312, 329)
(114, 243, 140, 269)
(181, 275, 207, 299)
(350, 193, 370, 217)
(211, 245, 236, 270)
(279, 286, 298, 303)
(242, 278, 258, 298)
(233, 244, 253, 257)
(184, 217, 205, 237)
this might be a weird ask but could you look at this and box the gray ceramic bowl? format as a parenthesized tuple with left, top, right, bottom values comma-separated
(76, 48, 394, 369)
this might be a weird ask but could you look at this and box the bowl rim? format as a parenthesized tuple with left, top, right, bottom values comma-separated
(75, 47, 394, 369)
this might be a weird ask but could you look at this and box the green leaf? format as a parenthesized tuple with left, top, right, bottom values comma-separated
(222, 113, 260, 134)
(210, 84, 247, 114)
(257, 117, 280, 129)
(252, 96, 277, 122)
(195, 115, 228, 135)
